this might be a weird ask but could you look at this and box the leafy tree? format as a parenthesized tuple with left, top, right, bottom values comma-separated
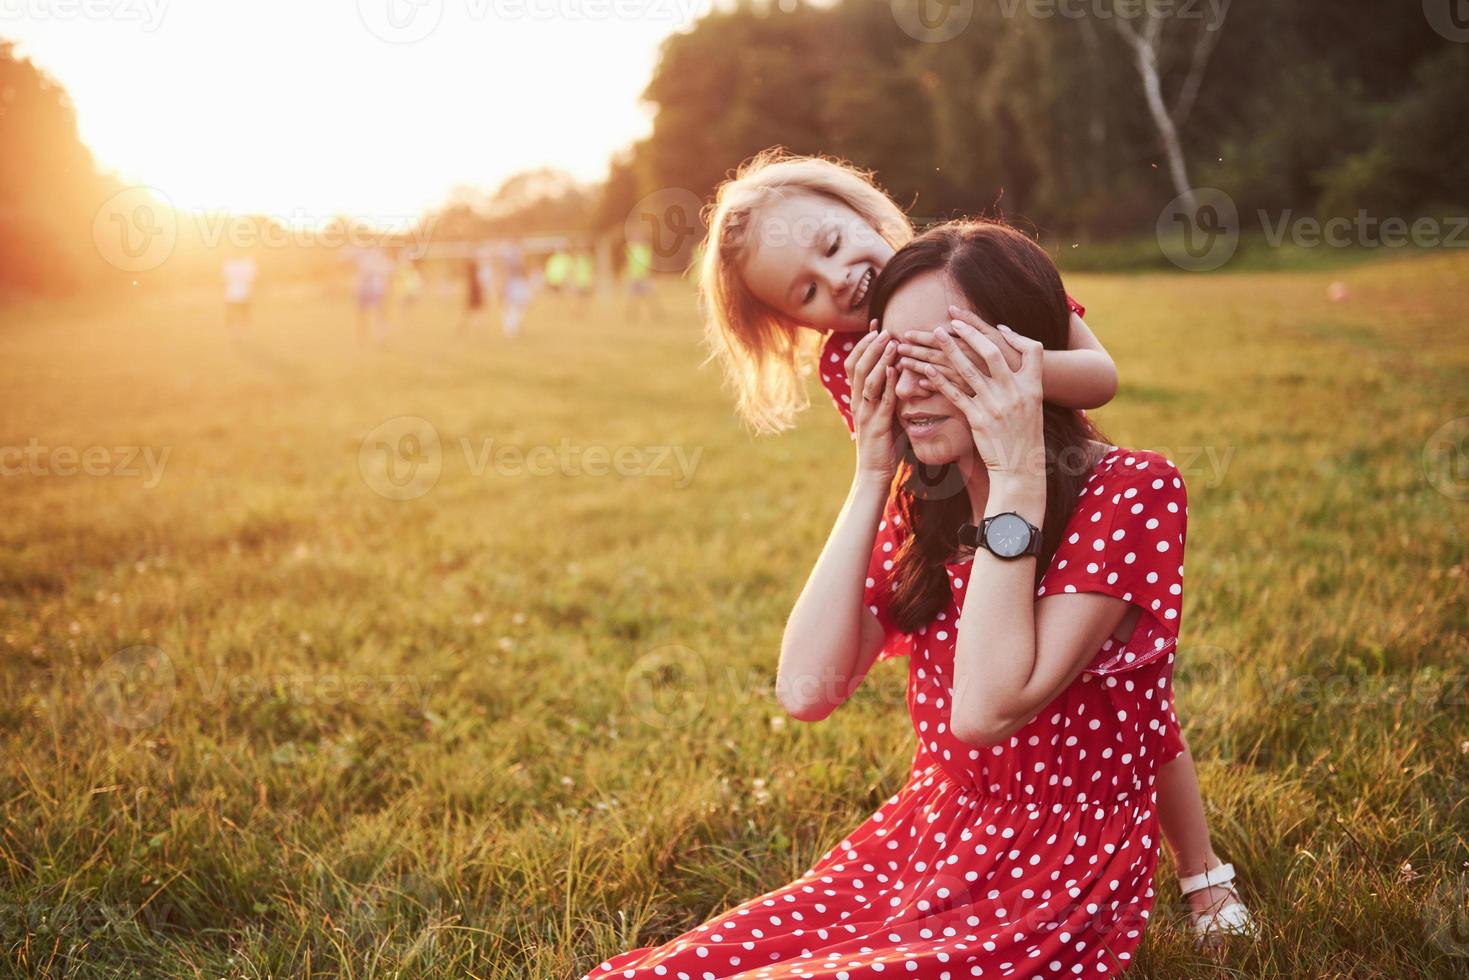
(0, 40, 119, 294)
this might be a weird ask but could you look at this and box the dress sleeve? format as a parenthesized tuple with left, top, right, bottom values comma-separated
(864, 494, 910, 662)
(1039, 450, 1188, 675)
(1159, 705, 1187, 765)
(1065, 293, 1085, 319)
(818, 330, 858, 436)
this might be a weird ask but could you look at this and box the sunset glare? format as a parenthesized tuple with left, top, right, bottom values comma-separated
(5, 0, 705, 220)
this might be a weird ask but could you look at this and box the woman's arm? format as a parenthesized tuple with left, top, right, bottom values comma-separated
(919, 318, 1133, 743)
(775, 473, 890, 720)
(776, 331, 901, 720)
(950, 508, 1134, 743)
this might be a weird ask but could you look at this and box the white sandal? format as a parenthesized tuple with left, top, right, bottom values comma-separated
(1177, 862, 1259, 947)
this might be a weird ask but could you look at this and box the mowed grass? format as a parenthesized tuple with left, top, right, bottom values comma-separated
(1, 252, 1467, 979)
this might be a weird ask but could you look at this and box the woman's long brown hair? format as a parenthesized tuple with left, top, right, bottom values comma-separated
(866, 220, 1109, 634)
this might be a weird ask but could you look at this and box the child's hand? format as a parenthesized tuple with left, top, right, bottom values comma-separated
(894, 305, 1023, 390)
(948, 307, 1023, 372)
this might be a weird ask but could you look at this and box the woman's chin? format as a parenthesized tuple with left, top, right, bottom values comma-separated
(906, 431, 968, 468)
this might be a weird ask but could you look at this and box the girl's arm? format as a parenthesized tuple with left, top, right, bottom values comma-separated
(815, 328, 862, 435)
(817, 298, 1112, 429)
(888, 305, 1118, 413)
(777, 332, 900, 720)
(1048, 311, 1119, 410)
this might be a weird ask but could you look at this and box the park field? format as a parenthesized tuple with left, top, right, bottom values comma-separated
(2, 252, 1468, 978)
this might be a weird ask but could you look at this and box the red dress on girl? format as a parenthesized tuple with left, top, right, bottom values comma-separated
(583, 445, 1192, 978)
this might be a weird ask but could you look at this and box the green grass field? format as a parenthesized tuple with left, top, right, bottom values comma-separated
(2, 252, 1467, 978)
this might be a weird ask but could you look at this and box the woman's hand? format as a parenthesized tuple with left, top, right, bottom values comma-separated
(843, 324, 901, 485)
(923, 315, 1046, 485)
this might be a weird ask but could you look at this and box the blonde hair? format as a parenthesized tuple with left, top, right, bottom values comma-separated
(698, 148, 914, 434)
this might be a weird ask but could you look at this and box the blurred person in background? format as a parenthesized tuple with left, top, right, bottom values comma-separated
(394, 251, 423, 319)
(571, 245, 594, 313)
(221, 247, 257, 331)
(459, 243, 495, 338)
(544, 245, 571, 296)
(351, 243, 395, 346)
(623, 231, 660, 322)
(499, 239, 530, 339)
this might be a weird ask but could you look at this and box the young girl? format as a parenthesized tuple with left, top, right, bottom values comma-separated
(694, 150, 1255, 945)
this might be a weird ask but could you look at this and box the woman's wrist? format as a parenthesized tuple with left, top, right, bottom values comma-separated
(985, 475, 1046, 527)
(851, 466, 896, 498)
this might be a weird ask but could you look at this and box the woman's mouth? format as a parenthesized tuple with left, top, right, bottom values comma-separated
(848, 267, 874, 311)
(902, 413, 949, 434)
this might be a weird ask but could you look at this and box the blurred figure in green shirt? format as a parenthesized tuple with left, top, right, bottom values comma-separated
(624, 232, 661, 322)
(544, 248, 571, 296)
(570, 247, 595, 313)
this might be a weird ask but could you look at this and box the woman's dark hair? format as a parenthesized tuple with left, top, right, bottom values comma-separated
(867, 219, 1109, 633)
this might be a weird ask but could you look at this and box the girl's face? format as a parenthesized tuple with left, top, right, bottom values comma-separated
(739, 191, 897, 334)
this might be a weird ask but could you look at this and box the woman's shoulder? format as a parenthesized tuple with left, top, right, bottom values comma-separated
(1080, 446, 1187, 501)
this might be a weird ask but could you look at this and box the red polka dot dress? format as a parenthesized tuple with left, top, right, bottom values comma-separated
(583, 445, 1193, 978)
(814, 310, 1186, 771)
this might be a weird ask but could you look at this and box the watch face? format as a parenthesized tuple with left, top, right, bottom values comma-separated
(985, 513, 1033, 558)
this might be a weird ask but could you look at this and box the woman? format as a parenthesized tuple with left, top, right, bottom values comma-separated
(584, 220, 1195, 977)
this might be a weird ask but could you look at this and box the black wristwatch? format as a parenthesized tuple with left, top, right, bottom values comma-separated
(958, 511, 1042, 560)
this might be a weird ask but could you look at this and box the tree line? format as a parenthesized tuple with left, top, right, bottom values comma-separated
(3, 3, 1464, 295)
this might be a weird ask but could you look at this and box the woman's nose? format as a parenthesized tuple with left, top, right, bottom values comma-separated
(892, 356, 927, 400)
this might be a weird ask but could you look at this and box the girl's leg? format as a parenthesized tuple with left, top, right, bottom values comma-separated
(1156, 737, 1245, 918)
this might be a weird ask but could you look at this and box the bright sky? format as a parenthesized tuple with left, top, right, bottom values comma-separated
(4, 0, 712, 222)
